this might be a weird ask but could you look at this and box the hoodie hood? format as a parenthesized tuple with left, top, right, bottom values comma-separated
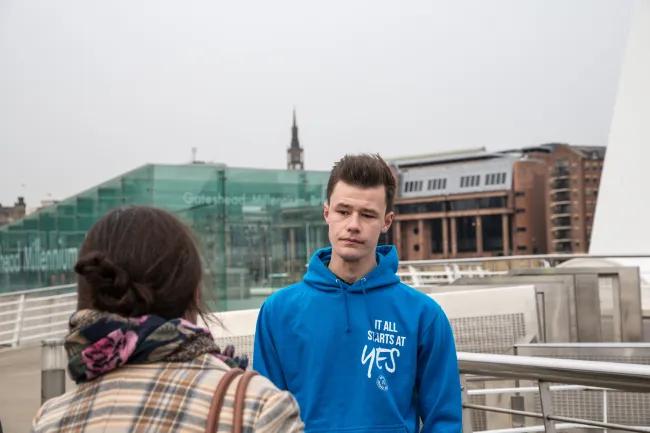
(304, 245, 401, 333)
(304, 244, 400, 292)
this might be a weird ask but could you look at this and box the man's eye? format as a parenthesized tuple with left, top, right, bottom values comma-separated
(362, 214, 376, 218)
(337, 210, 349, 216)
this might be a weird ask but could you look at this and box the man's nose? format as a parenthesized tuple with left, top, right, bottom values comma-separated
(346, 212, 361, 231)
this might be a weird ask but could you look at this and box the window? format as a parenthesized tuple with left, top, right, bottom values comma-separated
(486, 173, 507, 185)
(396, 202, 446, 214)
(413, 244, 420, 252)
(404, 181, 424, 193)
(515, 191, 525, 197)
(516, 227, 527, 232)
(460, 175, 479, 188)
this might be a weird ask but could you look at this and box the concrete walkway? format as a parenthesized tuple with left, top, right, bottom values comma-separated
(0, 345, 74, 433)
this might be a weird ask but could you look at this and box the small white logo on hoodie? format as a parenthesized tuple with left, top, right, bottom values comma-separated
(376, 375, 389, 391)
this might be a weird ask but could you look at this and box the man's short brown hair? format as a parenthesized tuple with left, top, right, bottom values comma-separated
(326, 154, 396, 212)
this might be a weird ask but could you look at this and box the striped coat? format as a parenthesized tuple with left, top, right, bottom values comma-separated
(31, 354, 304, 433)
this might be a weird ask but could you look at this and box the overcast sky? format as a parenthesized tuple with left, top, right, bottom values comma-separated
(0, 0, 634, 207)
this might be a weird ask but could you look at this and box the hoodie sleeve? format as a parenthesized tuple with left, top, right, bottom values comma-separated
(417, 309, 462, 433)
(254, 301, 288, 390)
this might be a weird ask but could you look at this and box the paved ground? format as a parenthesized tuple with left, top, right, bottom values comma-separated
(0, 345, 75, 433)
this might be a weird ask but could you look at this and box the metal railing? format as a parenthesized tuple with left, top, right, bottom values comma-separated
(398, 253, 650, 286)
(0, 284, 76, 347)
(397, 263, 509, 285)
(459, 351, 650, 433)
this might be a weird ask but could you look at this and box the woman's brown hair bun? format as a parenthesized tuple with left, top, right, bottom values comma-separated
(74, 250, 154, 316)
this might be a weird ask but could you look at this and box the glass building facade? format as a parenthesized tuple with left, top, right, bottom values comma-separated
(0, 164, 330, 310)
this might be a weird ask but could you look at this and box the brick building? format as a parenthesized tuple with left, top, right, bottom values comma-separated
(0, 197, 26, 227)
(389, 144, 604, 260)
(523, 143, 605, 253)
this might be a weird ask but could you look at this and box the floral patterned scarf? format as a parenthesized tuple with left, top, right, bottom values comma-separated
(65, 309, 248, 383)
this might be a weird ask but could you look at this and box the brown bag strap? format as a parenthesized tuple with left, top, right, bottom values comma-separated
(205, 368, 243, 433)
(233, 371, 258, 433)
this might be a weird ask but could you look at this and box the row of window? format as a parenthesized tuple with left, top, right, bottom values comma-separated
(404, 178, 448, 193)
(404, 180, 424, 192)
(396, 196, 507, 214)
(427, 178, 447, 190)
(485, 172, 507, 185)
(460, 175, 480, 188)
(404, 172, 508, 193)
(460, 172, 507, 188)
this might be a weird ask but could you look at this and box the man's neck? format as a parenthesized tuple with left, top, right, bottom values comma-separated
(328, 254, 376, 284)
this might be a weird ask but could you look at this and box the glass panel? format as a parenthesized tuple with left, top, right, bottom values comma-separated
(482, 215, 503, 252)
(456, 216, 477, 253)
(0, 164, 330, 311)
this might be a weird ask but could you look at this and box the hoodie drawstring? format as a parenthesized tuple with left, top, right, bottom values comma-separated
(336, 279, 351, 333)
(360, 277, 372, 332)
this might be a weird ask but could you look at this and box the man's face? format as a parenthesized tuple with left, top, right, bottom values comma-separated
(324, 181, 394, 264)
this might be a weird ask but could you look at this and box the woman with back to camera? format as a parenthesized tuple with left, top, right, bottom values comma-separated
(32, 206, 303, 433)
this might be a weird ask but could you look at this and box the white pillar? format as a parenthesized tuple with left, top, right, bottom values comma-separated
(591, 0, 650, 255)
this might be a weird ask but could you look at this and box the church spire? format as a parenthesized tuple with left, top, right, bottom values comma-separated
(287, 108, 304, 170)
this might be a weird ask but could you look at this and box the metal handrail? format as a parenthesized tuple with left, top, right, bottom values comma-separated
(0, 290, 76, 347)
(459, 352, 650, 392)
(0, 283, 76, 298)
(458, 352, 650, 433)
(401, 253, 650, 266)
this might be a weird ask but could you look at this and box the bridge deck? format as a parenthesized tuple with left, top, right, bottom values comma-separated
(0, 345, 75, 433)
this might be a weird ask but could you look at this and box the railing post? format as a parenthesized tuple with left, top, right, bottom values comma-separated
(460, 374, 473, 433)
(11, 294, 26, 348)
(41, 338, 66, 404)
(538, 381, 556, 433)
(452, 264, 461, 281)
(445, 265, 454, 283)
(603, 389, 608, 433)
(408, 265, 421, 287)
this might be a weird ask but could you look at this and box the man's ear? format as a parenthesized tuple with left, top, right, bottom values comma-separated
(323, 202, 330, 221)
(382, 211, 394, 233)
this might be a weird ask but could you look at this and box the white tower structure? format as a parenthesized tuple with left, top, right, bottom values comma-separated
(590, 0, 650, 255)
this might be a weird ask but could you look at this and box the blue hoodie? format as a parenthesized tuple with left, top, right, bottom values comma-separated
(253, 245, 462, 433)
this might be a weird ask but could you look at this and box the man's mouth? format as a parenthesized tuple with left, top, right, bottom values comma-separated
(341, 238, 364, 244)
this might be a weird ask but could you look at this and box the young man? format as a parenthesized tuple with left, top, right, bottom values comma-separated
(254, 154, 462, 433)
